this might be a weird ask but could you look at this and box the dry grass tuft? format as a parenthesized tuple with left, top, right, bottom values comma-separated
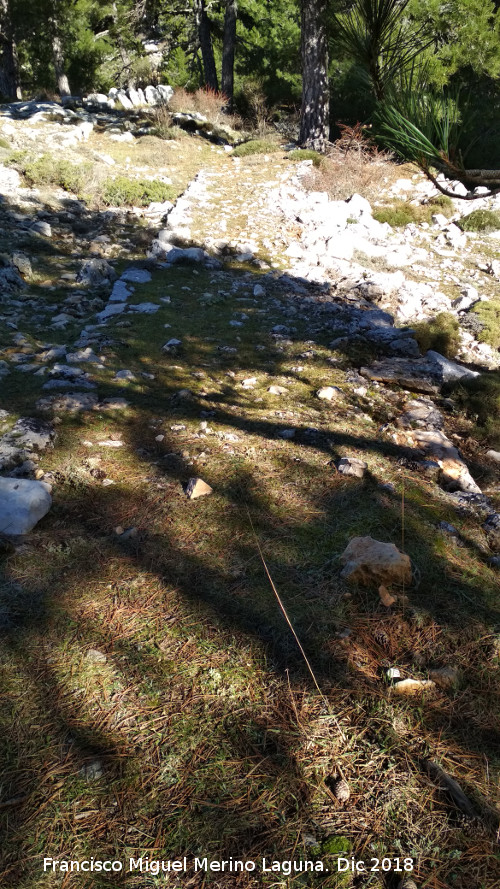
(168, 87, 242, 130)
(306, 143, 394, 202)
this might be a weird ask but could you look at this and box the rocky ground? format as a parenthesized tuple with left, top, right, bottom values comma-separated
(0, 99, 499, 889)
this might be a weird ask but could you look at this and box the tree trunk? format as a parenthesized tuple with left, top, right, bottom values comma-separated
(49, 3, 71, 99)
(299, 0, 329, 151)
(221, 0, 237, 107)
(0, 0, 20, 99)
(194, 0, 219, 91)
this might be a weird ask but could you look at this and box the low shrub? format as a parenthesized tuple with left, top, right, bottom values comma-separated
(427, 193, 454, 213)
(0, 137, 10, 150)
(232, 139, 281, 157)
(471, 299, 500, 349)
(101, 176, 176, 207)
(452, 371, 500, 447)
(151, 106, 183, 140)
(457, 209, 500, 232)
(233, 78, 270, 134)
(288, 148, 324, 167)
(169, 87, 237, 126)
(12, 153, 89, 194)
(413, 312, 461, 358)
(304, 145, 390, 202)
(373, 202, 417, 227)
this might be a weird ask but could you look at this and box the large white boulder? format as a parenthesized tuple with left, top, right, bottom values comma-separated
(0, 478, 52, 536)
(156, 84, 173, 104)
(144, 85, 160, 105)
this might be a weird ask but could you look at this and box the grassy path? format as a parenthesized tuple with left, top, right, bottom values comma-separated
(0, 126, 499, 889)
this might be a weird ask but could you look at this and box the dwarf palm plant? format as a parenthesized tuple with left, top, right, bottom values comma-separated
(334, 0, 432, 100)
(373, 70, 500, 197)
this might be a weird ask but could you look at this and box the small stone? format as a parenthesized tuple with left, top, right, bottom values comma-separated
(241, 377, 257, 389)
(268, 385, 288, 396)
(428, 665, 459, 688)
(337, 457, 367, 478)
(128, 302, 159, 314)
(162, 338, 182, 351)
(120, 268, 152, 284)
(97, 440, 123, 448)
(101, 478, 115, 486)
(278, 428, 295, 439)
(114, 369, 136, 381)
(332, 777, 350, 803)
(438, 521, 459, 536)
(317, 386, 342, 401)
(31, 220, 52, 237)
(85, 649, 107, 663)
(185, 477, 213, 499)
(378, 584, 396, 607)
(486, 450, 500, 463)
(79, 759, 104, 780)
(340, 537, 412, 587)
(155, 434, 165, 442)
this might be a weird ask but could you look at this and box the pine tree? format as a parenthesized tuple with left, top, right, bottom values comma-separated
(221, 0, 237, 105)
(0, 0, 20, 98)
(299, 0, 329, 149)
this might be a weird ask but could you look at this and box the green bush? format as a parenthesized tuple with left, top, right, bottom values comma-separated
(101, 177, 176, 207)
(457, 209, 500, 232)
(427, 194, 454, 213)
(0, 137, 10, 150)
(288, 148, 324, 167)
(413, 312, 461, 358)
(452, 372, 500, 447)
(14, 153, 89, 194)
(373, 201, 420, 227)
(231, 139, 281, 157)
(471, 299, 500, 349)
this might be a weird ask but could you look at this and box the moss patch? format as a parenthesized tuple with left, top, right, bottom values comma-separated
(232, 138, 282, 157)
(372, 200, 428, 227)
(288, 148, 324, 167)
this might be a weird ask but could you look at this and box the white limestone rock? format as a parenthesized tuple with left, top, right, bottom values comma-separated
(0, 478, 52, 536)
